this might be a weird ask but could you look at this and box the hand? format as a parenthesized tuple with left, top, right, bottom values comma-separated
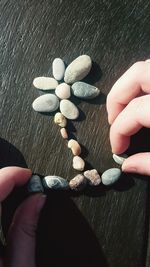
(0, 166, 46, 267)
(106, 60, 150, 175)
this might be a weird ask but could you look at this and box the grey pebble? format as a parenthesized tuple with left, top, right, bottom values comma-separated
(69, 174, 87, 191)
(52, 58, 65, 81)
(27, 175, 44, 193)
(72, 82, 100, 99)
(32, 94, 59, 112)
(64, 55, 92, 84)
(101, 168, 121, 186)
(112, 153, 128, 165)
(60, 99, 79, 120)
(42, 176, 69, 190)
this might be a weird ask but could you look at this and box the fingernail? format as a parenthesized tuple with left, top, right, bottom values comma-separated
(36, 194, 46, 213)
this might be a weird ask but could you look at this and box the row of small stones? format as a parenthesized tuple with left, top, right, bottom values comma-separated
(30, 55, 127, 190)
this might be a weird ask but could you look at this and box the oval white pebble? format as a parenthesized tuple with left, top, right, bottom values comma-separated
(64, 55, 92, 84)
(55, 83, 71, 99)
(101, 168, 121, 186)
(52, 58, 65, 81)
(112, 153, 128, 165)
(72, 82, 100, 99)
(33, 77, 58, 90)
(60, 99, 79, 120)
(32, 94, 59, 112)
(60, 128, 68, 139)
(73, 156, 85, 171)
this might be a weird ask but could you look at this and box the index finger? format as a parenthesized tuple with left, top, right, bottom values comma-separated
(106, 61, 150, 124)
(0, 167, 32, 201)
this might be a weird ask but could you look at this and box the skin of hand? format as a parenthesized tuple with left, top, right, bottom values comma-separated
(0, 166, 46, 267)
(106, 59, 150, 175)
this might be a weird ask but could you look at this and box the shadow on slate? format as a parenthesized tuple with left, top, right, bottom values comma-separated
(36, 192, 108, 267)
(82, 61, 103, 85)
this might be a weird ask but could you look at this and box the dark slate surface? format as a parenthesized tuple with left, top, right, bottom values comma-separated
(0, 0, 150, 266)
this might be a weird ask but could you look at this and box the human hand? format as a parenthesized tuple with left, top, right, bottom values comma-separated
(0, 166, 46, 267)
(106, 60, 150, 175)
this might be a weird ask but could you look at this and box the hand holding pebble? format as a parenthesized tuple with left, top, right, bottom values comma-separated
(107, 60, 150, 175)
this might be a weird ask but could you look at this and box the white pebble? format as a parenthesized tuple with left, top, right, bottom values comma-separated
(64, 55, 92, 84)
(55, 83, 71, 99)
(52, 58, 65, 81)
(112, 153, 128, 165)
(68, 139, 81, 156)
(33, 77, 58, 90)
(60, 99, 79, 120)
(60, 128, 68, 139)
(72, 156, 85, 171)
(54, 112, 67, 127)
(32, 94, 59, 112)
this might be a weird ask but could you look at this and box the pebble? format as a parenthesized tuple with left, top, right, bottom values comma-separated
(69, 174, 87, 191)
(112, 153, 128, 165)
(64, 55, 92, 84)
(54, 112, 67, 127)
(60, 99, 79, 120)
(55, 83, 71, 99)
(72, 156, 85, 171)
(68, 139, 81, 156)
(27, 175, 44, 193)
(33, 77, 58, 90)
(60, 128, 68, 139)
(32, 94, 59, 112)
(52, 58, 65, 81)
(84, 169, 101, 186)
(101, 168, 121, 186)
(72, 82, 100, 99)
(42, 176, 69, 190)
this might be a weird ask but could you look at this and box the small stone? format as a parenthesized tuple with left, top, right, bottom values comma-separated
(69, 174, 87, 191)
(84, 169, 101, 186)
(64, 55, 92, 84)
(68, 139, 81, 156)
(52, 58, 65, 81)
(60, 99, 79, 120)
(33, 77, 58, 90)
(54, 112, 67, 127)
(112, 153, 128, 165)
(42, 176, 69, 190)
(32, 94, 59, 112)
(101, 168, 121, 186)
(72, 156, 85, 171)
(60, 128, 68, 139)
(55, 83, 71, 99)
(72, 82, 100, 99)
(27, 175, 44, 193)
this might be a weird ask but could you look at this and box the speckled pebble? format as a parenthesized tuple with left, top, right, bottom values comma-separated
(60, 99, 79, 120)
(72, 156, 85, 171)
(72, 82, 100, 99)
(27, 175, 44, 193)
(64, 55, 92, 84)
(112, 153, 128, 165)
(68, 139, 81, 156)
(33, 77, 58, 90)
(32, 94, 59, 112)
(54, 112, 67, 127)
(42, 176, 69, 190)
(52, 58, 65, 81)
(55, 83, 71, 99)
(69, 174, 87, 191)
(101, 168, 121, 186)
(84, 169, 101, 186)
(60, 128, 68, 139)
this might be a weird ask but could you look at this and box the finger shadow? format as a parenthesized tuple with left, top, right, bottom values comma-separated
(36, 192, 108, 267)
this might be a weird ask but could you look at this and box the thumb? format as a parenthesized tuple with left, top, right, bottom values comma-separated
(5, 193, 46, 267)
(122, 152, 150, 175)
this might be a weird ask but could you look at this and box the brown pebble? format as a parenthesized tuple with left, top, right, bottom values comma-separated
(68, 139, 81, 156)
(69, 174, 87, 191)
(60, 128, 68, 139)
(72, 156, 85, 171)
(84, 169, 101, 186)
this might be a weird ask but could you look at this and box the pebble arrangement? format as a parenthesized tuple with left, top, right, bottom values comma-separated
(30, 55, 128, 193)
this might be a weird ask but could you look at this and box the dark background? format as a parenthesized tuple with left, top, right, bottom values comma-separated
(0, 0, 150, 266)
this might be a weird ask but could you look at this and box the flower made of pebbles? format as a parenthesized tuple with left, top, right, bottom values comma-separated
(29, 55, 128, 193)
